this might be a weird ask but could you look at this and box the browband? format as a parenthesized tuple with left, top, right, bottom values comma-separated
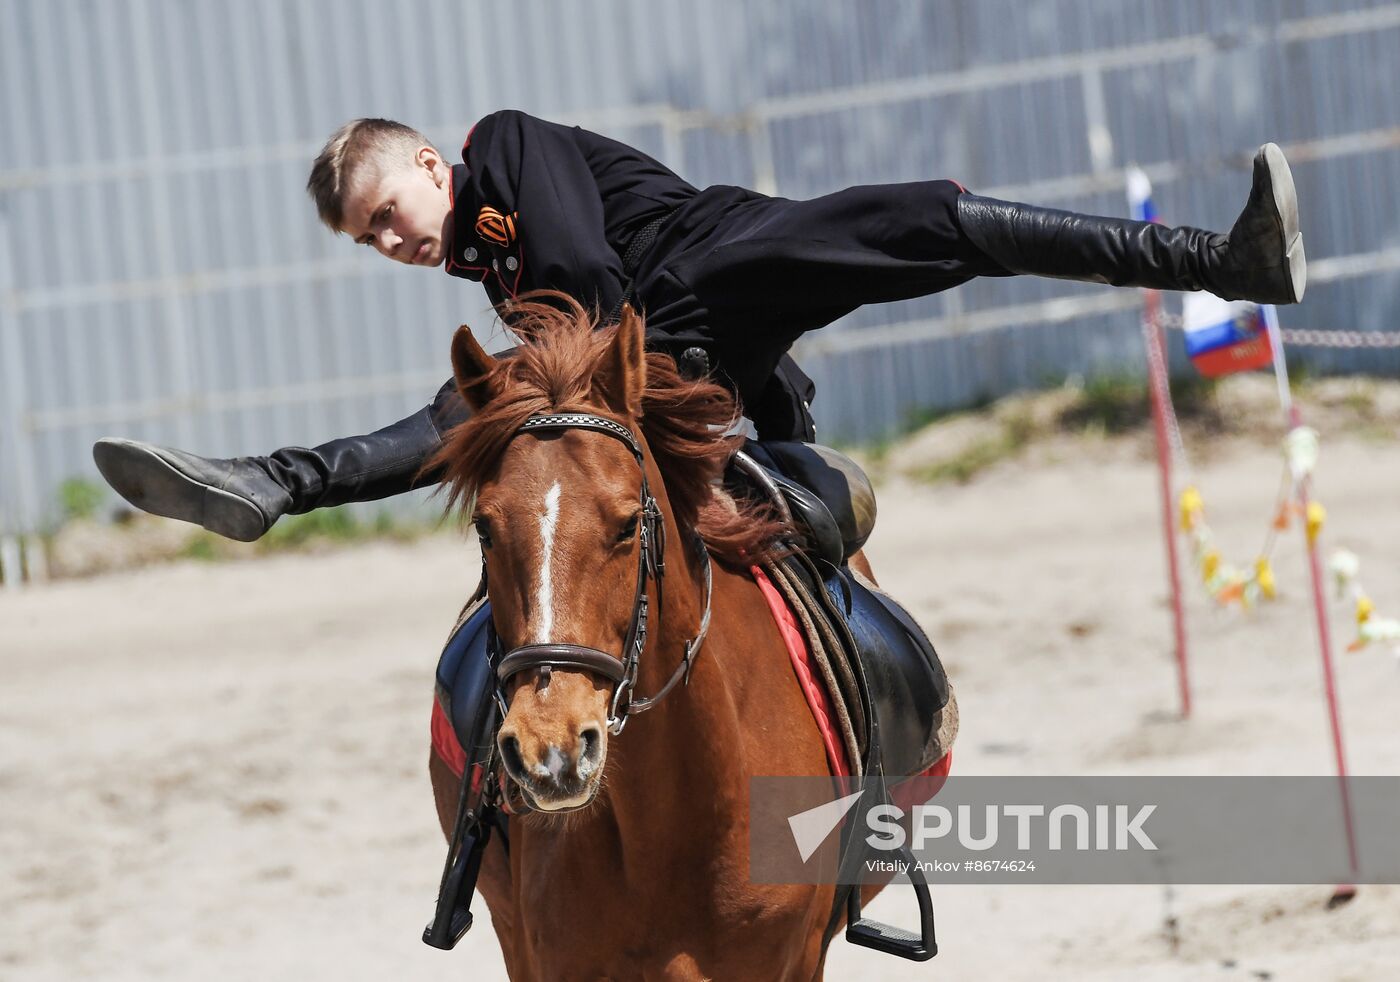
(517, 413, 644, 461)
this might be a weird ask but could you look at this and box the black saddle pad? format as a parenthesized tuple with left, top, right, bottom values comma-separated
(435, 602, 498, 767)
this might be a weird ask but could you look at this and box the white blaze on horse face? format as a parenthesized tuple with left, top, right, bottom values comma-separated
(533, 481, 563, 643)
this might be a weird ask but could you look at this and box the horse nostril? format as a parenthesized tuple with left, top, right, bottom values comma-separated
(578, 725, 603, 770)
(499, 733, 525, 780)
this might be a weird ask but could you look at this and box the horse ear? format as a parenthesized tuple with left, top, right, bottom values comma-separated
(451, 325, 499, 410)
(599, 304, 647, 418)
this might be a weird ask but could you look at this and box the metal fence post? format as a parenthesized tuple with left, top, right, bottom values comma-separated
(660, 110, 685, 185)
(131, 0, 198, 451)
(746, 111, 779, 198)
(0, 215, 41, 587)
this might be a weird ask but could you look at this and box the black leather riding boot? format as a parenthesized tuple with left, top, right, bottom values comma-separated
(93, 378, 469, 542)
(956, 143, 1305, 304)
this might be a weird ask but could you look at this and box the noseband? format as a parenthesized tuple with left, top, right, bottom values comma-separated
(485, 412, 713, 735)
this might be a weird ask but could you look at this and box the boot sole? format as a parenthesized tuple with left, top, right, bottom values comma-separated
(92, 438, 269, 542)
(1260, 142, 1307, 303)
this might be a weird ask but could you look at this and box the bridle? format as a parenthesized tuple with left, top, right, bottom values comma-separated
(484, 412, 713, 736)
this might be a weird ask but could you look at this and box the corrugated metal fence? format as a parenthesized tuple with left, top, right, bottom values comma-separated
(2, 0, 1399, 569)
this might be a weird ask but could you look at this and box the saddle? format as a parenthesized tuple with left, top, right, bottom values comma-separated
(764, 552, 950, 778)
(738, 444, 950, 962)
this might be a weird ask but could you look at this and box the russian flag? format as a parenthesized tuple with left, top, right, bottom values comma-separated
(1126, 167, 1158, 224)
(1181, 292, 1275, 377)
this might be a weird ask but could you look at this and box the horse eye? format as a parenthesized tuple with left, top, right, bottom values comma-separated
(617, 514, 640, 543)
(473, 518, 493, 547)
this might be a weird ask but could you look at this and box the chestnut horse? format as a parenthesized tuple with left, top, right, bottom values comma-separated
(426, 297, 936, 979)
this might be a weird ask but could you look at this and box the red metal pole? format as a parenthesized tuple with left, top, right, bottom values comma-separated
(1141, 289, 1192, 717)
(1261, 299, 1359, 898)
(1288, 404, 1360, 893)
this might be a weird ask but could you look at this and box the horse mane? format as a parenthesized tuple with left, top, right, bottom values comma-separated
(428, 293, 791, 565)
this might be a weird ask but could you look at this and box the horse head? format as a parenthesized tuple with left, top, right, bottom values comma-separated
(436, 298, 677, 812)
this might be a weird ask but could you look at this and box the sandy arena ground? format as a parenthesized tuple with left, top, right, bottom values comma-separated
(4, 395, 1400, 980)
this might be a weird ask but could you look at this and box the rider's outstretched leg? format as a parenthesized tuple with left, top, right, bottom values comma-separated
(957, 143, 1304, 304)
(93, 378, 466, 541)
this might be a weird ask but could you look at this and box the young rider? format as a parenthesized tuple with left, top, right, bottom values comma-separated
(95, 109, 1304, 542)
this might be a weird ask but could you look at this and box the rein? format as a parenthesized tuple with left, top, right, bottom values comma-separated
(485, 412, 713, 736)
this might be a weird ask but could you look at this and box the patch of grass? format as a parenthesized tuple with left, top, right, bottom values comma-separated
(177, 505, 441, 562)
(255, 506, 440, 552)
(1059, 375, 1148, 433)
(911, 408, 1034, 485)
(838, 392, 1002, 463)
(1355, 422, 1394, 444)
(181, 534, 221, 562)
(1287, 359, 1314, 388)
(903, 394, 996, 432)
(258, 507, 361, 549)
(914, 436, 1007, 484)
(1341, 385, 1377, 419)
(1168, 373, 1220, 419)
(58, 478, 106, 522)
(855, 434, 897, 465)
(1057, 373, 1218, 435)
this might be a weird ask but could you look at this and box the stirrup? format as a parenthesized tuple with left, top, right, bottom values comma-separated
(423, 767, 499, 950)
(845, 844, 937, 962)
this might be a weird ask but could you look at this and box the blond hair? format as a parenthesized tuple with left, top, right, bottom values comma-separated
(306, 118, 440, 231)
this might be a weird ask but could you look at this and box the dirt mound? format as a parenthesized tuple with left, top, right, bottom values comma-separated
(881, 374, 1400, 487)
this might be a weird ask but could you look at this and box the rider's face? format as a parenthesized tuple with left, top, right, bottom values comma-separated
(340, 148, 454, 268)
